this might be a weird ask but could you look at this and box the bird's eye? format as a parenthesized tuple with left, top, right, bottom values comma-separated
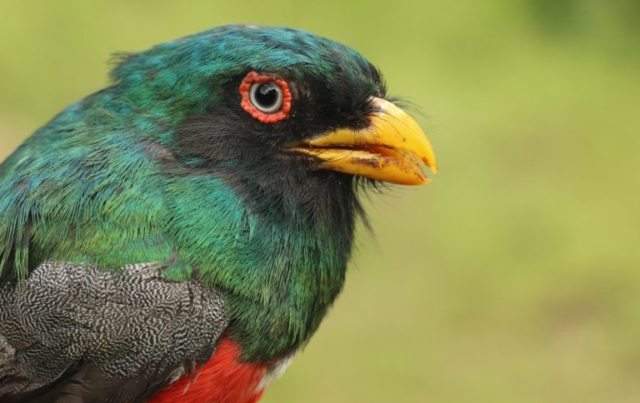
(250, 82, 282, 114)
(239, 71, 292, 124)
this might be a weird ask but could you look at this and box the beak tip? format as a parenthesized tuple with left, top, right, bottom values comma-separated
(422, 157, 438, 175)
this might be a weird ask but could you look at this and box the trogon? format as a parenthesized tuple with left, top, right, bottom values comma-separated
(0, 25, 437, 402)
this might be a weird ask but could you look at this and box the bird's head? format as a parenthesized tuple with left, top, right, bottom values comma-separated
(109, 25, 437, 220)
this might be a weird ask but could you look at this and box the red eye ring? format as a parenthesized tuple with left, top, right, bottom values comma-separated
(239, 71, 292, 124)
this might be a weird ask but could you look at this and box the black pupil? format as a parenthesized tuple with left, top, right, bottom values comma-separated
(256, 83, 278, 107)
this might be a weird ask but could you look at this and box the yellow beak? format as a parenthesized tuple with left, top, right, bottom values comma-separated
(284, 97, 437, 185)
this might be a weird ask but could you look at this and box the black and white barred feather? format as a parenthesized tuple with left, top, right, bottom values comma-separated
(0, 261, 229, 402)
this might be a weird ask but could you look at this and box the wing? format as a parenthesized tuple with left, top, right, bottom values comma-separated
(0, 260, 229, 402)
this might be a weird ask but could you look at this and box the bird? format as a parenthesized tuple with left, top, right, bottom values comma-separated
(0, 25, 437, 402)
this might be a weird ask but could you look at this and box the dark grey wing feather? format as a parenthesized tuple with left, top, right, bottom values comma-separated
(0, 261, 229, 402)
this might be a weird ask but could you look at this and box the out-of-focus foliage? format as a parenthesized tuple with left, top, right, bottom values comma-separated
(1, 1, 638, 402)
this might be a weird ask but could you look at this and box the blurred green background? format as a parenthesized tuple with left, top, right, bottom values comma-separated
(1, 1, 639, 402)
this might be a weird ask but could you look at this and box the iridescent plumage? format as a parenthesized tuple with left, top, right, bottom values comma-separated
(0, 25, 434, 402)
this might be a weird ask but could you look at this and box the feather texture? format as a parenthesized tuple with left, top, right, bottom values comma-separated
(0, 261, 228, 401)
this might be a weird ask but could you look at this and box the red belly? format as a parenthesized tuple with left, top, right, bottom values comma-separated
(149, 338, 269, 403)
